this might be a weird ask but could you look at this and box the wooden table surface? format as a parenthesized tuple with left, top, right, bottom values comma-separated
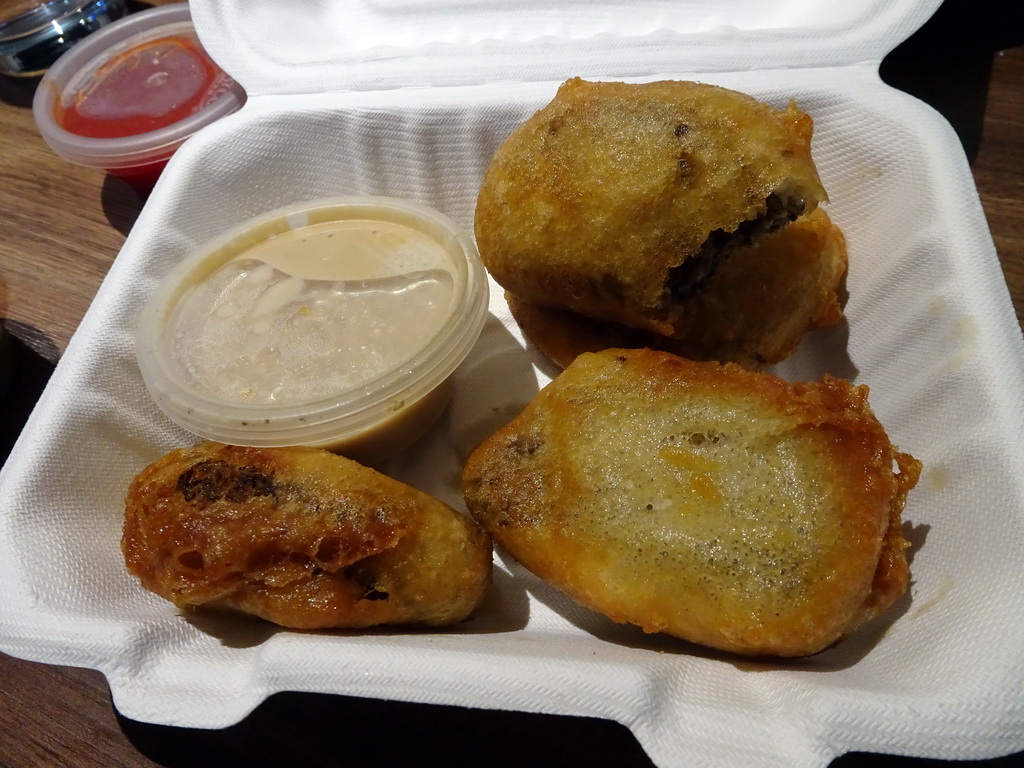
(1, 2, 1021, 766)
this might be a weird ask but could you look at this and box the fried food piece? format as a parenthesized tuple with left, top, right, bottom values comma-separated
(124, 442, 491, 629)
(475, 77, 828, 337)
(462, 349, 920, 657)
(508, 208, 848, 369)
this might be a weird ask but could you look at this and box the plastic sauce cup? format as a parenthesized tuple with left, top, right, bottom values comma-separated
(136, 196, 490, 467)
(31, 3, 245, 195)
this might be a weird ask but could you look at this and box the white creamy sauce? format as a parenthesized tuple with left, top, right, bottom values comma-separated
(170, 219, 456, 404)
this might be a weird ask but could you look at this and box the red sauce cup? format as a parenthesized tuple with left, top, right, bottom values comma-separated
(31, 3, 245, 196)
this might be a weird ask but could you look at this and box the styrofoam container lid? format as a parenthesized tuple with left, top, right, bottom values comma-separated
(191, 0, 943, 95)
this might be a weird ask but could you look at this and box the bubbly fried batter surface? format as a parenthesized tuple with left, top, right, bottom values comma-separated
(475, 78, 828, 336)
(508, 207, 848, 369)
(124, 442, 491, 629)
(462, 349, 920, 657)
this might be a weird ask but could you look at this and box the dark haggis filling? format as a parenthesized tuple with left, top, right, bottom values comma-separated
(666, 192, 807, 302)
(177, 459, 276, 504)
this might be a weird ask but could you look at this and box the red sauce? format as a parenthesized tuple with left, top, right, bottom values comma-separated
(54, 35, 223, 138)
(109, 159, 170, 196)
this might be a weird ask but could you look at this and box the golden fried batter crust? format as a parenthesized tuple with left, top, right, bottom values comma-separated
(462, 349, 920, 657)
(508, 207, 848, 369)
(475, 78, 828, 336)
(124, 442, 491, 629)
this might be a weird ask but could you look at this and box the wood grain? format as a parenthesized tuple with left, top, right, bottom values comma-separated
(0, 1, 1021, 766)
(973, 50, 1024, 318)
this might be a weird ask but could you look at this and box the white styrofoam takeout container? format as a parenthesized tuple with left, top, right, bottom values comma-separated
(2, 1, 1024, 766)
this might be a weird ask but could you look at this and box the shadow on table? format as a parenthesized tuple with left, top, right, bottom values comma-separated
(115, 690, 1023, 768)
(101, 172, 149, 235)
(0, 321, 57, 468)
(0, 73, 39, 108)
(880, 0, 1024, 164)
(117, 693, 658, 768)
